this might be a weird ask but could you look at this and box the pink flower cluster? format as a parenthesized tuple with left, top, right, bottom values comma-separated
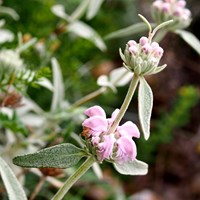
(152, 0, 191, 22)
(82, 106, 140, 163)
(128, 37, 164, 59)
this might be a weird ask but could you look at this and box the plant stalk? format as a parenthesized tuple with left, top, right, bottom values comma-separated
(107, 74, 139, 134)
(51, 156, 95, 200)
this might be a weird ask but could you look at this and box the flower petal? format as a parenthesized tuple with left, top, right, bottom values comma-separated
(108, 108, 119, 124)
(84, 105, 106, 118)
(97, 134, 116, 161)
(116, 136, 137, 162)
(82, 116, 108, 134)
(118, 121, 140, 138)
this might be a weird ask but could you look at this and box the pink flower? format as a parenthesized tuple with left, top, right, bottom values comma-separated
(97, 134, 116, 161)
(82, 106, 108, 137)
(117, 121, 140, 138)
(116, 136, 137, 162)
(82, 105, 140, 163)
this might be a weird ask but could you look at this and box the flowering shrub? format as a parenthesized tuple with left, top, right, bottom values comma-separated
(0, 1, 199, 200)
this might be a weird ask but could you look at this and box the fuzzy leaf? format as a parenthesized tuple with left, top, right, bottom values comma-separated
(138, 77, 153, 140)
(104, 22, 148, 40)
(13, 143, 86, 168)
(0, 157, 27, 200)
(175, 30, 200, 55)
(113, 159, 148, 175)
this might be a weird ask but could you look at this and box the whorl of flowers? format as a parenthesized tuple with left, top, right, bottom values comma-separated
(120, 36, 166, 76)
(82, 106, 140, 163)
(152, 0, 192, 29)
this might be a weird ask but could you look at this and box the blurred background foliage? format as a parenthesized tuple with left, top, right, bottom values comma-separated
(0, 0, 200, 199)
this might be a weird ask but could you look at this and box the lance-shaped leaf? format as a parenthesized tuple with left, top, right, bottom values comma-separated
(68, 21, 106, 51)
(175, 30, 200, 55)
(104, 22, 149, 40)
(113, 159, 148, 175)
(0, 157, 27, 200)
(138, 77, 153, 140)
(13, 143, 86, 168)
(86, 0, 105, 20)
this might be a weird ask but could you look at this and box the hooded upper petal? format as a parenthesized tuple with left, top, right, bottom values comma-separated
(108, 108, 119, 125)
(84, 105, 106, 118)
(82, 116, 108, 136)
(118, 121, 140, 138)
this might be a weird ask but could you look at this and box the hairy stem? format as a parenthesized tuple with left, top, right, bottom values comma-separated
(51, 156, 95, 200)
(107, 74, 139, 134)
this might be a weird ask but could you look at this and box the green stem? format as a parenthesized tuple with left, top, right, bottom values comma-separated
(107, 74, 139, 134)
(70, 87, 107, 109)
(51, 156, 95, 200)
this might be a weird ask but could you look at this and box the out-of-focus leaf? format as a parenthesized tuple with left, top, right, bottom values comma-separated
(71, 0, 90, 21)
(110, 67, 132, 86)
(51, 58, 65, 112)
(175, 30, 200, 55)
(68, 21, 106, 51)
(104, 22, 148, 40)
(138, 77, 153, 140)
(86, 0, 105, 20)
(0, 157, 27, 200)
(13, 144, 86, 168)
(113, 159, 148, 175)
(51, 4, 70, 22)
(0, 29, 14, 44)
(16, 38, 37, 53)
(0, 6, 19, 20)
(36, 77, 53, 91)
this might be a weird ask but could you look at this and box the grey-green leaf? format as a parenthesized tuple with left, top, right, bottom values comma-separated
(68, 21, 106, 51)
(175, 30, 200, 55)
(0, 157, 27, 200)
(13, 143, 86, 168)
(113, 159, 148, 175)
(104, 22, 149, 40)
(138, 77, 153, 140)
(86, 0, 105, 20)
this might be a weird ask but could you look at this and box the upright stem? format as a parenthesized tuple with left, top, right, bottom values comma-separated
(107, 74, 139, 134)
(51, 156, 95, 200)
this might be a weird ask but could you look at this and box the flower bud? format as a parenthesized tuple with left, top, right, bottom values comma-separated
(151, 0, 192, 30)
(120, 37, 165, 76)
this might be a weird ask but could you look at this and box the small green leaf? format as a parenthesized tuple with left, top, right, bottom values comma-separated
(175, 30, 200, 55)
(113, 159, 148, 175)
(104, 22, 149, 40)
(13, 143, 86, 168)
(0, 157, 27, 200)
(138, 77, 153, 140)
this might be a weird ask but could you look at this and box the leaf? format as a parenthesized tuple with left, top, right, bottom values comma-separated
(71, 0, 90, 21)
(110, 67, 132, 86)
(86, 0, 105, 20)
(0, 29, 14, 44)
(104, 22, 149, 40)
(138, 77, 153, 140)
(13, 143, 86, 168)
(51, 58, 65, 112)
(113, 159, 148, 175)
(0, 157, 27, 200)
(51, 4, 70, 22)
(175, 30, 200, 55)
(0, 6, 19, 20)
(68, 21, 106, 51)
